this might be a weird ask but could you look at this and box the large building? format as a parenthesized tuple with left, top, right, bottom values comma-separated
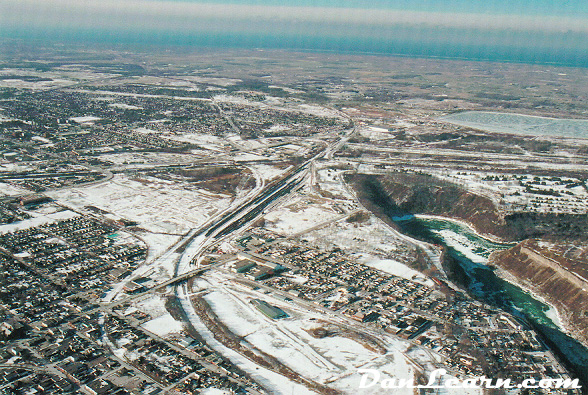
(250, 299, 288, 320)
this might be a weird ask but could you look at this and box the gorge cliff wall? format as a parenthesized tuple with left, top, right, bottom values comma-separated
(346, 171, 588, 346)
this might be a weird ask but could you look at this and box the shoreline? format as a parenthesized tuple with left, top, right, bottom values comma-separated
(413, 214, 513, 245)
(490, 253, 588, 352)
(412, 214, 573, 338)
(491, 262, 568, 333)
(492, 264, 588, 381)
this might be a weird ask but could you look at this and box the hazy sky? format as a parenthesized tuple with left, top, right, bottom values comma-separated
(2, 0, 588, 66)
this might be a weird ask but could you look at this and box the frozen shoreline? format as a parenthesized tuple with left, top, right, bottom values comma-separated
(492, 261, 588, 352)
(414, 214, 571, 336)
(490, 259, 570, 336)
(414, 214, 511, 245)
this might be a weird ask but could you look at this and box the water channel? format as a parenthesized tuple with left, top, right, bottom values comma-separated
(394, 216, 588, 385)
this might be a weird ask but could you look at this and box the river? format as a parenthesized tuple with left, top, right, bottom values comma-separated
(394, 216, 588, 386)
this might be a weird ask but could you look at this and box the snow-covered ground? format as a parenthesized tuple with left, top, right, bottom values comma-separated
(364, 258, 435, 287)
(98, 152, 198, 166)
(426, 169, 588, 214)
(177, 281, 319, 395)
(296, 104, 345, 119)
(264, 196, 341, 236)
(250, 164, 290, 183)
(190, 272, 419, 394)
(134, 295, 168, 318)
(69, 115, 101, 123)
(142, 313, 184, 337)
(0, 78, 72, 90)
(184, 76, 241, 87)
(316, 167, 356, 200)
(137, 232, 181, 264)
(0, 67, 120, 90)
(301, 215, 428, 271)
(268, 85, 305, 94)
(231, 137, 266, 151)
(233, 152, 267, 162)
(47, 174, 230, 234)
(162, 133, 228, 152)
(0, 210, 78, 234)
(199, 389, 233, 395)
(263, 124, 293, 135)
(0, 162, 36, 172)
(213, 94, 345, 120)
(109, 103, 143, 110)
(358, 126, 394, 141)
(0, 181, 29, 196)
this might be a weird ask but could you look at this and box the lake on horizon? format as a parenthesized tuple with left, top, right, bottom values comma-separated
(439, 111, 588, 139)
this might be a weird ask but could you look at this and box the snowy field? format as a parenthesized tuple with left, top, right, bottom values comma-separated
(213, 94, 345, 119)
(316, 167, 357, 201)
(0, 210, 79, 234)
(358, 126, 394, 141)
(163, 133, 228, 152)
(0, 181, 29, 196)
(0, 162, 36, 173)
(137, 232, 181, 264)
(69, 115, 101, 123)
(426, 169, 588, 214)
(233, 152, 268, 162)
(183, 76, 241, 87)
(264, 195, 342, 236)
(193, 273, 420, 394)
(142, 313, 185, 337)
(178, 282, 318, 394)
(364, 258, 435, 287)
(250, 164, 289, 183)
(116, 75, 202, 89)
(47, 174, 231, 234)
(300, 216, 423, 270)
(99, 152, 199, 166)
(0, 67, 120, 90)
(134, 295, 169, 318)
(200, 389, 233, 395)
(440, 111, 588, 139)
(109, 103, 143, 110)
(0, 77, 71, 90)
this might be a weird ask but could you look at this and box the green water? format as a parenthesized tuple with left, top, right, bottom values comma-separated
(420, 218, 558, 327)
(395, 216, 588, 384)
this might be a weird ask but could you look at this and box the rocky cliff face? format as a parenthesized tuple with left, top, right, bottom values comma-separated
(346, 171, 588, 346)
(346, 172, 588, 242)
(490, 240, 588, 346)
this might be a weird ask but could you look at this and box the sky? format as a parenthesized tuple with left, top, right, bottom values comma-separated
(2, 0, 588, 66)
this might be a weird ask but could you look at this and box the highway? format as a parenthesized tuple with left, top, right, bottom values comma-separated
(93, 146, 315, 394)
(96, 106, 356, 393)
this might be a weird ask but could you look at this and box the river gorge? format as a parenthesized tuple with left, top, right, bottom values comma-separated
(394, 216, 588, 387)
